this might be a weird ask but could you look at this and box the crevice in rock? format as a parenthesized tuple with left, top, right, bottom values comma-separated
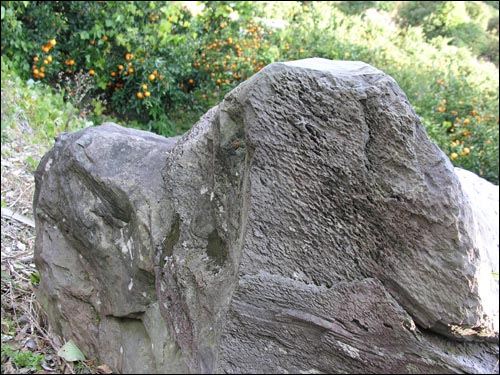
(383, 322, 394, 330)
(418, 320, 499, 344)
(352, 319, 369, 332)
(163, 215, 180, 258)
(206, 229, 228, 269)
(106, 312, 144, 321)
(359, 98, 374, 173)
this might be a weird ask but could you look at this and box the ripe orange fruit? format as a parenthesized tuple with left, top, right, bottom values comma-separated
(89, 69, 95, 75)
(33, 56, 39, 62)
(33, 69, 39, 75)
(49, 39, 56, 46)
(128, 68, 134, 74)
(142, 84, 148, 90)
(47, 56, 53, 63)
(102, 35, 108, 41)
(144, 91, 151, 97)
(111, 71, 116, 77)
(148, 74, 155, 81)
(118, 65, 124, 71)
(188, 79, 194, 84)
(43, 59, 49, 65)
(137, 92, 143, 99)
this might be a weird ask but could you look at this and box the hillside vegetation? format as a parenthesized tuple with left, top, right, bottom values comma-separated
(2, 1, 498, 183)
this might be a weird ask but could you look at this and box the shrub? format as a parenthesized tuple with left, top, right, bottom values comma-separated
(1, 57, 90, 147)
(396, 1, 442, 28)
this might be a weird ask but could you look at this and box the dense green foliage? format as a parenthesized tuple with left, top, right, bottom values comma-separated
(1, 344, 44, 372)
(1, 1, 498, 183)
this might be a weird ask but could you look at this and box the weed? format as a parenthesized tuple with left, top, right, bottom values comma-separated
(1, 345, 45, 372)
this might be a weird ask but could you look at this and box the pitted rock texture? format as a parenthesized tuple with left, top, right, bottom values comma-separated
(34, 59, 499, 374)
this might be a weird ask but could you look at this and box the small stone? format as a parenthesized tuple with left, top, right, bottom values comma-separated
(16, 241, 26, 251)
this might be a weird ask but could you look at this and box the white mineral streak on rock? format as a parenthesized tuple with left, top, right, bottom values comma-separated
(44, 157, 52, 172)
(337, 341, 361, 359)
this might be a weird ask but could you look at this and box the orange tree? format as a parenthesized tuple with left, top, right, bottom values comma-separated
(2, 2, 198, 135)
(188, 1, 279, 109)
(1, 1, 277, 136)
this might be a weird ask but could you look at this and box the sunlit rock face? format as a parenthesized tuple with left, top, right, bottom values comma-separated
(34, 58, 498, 374)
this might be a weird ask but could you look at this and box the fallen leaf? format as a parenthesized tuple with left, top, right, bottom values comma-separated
(57, 340, 86, 362)
(97, 364, 113, 374)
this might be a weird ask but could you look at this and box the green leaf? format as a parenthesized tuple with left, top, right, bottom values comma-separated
(1, 6, 5, 20)
(115, 33, 126, 46)
(29, 271, 40, 284)
(80, 30, 90, 40)
(57, 340, 86, 362)
(25, 155, 38, 171)
(97, 80, 107, 90)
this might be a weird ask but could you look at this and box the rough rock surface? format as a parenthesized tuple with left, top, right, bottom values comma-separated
(34, 58, 499, 374)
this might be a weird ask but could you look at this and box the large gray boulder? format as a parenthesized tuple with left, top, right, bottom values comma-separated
(34, 58, 499, 374)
